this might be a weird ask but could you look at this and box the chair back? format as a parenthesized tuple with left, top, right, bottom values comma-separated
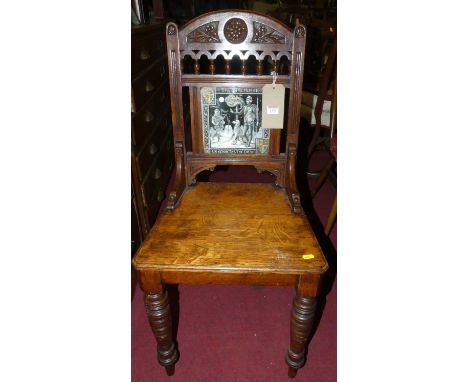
(165, 10, 307, 212)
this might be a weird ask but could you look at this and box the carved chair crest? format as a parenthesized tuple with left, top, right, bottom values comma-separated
(165, 11, 306, 213)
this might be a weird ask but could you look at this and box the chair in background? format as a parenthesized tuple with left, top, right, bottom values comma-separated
(132, 11, 328, 378)
(302, 29, 336, 164)
(310, 79, 337, 235)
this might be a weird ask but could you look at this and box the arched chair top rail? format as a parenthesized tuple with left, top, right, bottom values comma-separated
(167, 10, 306, 53)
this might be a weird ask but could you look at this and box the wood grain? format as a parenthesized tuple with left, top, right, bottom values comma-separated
(133, 183, 328, 274)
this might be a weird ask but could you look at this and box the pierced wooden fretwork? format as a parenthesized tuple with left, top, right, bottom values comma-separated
(187, 21, 221, 43)
(224, 18, 248, 44)
(180, 49, 291, 62)
(252, 21, 286, 44)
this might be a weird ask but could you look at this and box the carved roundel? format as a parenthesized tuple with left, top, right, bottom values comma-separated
(223, 18, 248, 44)
(167, 24, 176, 35)
(295, 26, 306, 38)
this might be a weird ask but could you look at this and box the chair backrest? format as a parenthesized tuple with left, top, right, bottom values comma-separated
(165, 10, 307, 212)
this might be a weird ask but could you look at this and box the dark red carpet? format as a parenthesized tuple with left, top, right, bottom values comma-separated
(132, 150, 337, 381)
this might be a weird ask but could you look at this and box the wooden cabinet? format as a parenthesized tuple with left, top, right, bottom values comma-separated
(132, 22, 174, 248)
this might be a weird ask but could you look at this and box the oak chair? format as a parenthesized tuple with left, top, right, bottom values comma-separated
(132, 10, 329, 378)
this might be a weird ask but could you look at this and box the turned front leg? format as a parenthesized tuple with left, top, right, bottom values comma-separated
(139, 270, 178, 376)
(286, 274, 321, 378)
(144, 290, 179, 375)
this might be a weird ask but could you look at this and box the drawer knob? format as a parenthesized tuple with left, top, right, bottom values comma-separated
(144, 111, 154, 122)
(140, 48, 150, 60)
(149, 143, 158, 155)
(154, 168, 162, 180)
(145, 81, 154, 92)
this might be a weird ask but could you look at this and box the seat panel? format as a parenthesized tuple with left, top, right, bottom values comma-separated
(133, 183, 328, 274)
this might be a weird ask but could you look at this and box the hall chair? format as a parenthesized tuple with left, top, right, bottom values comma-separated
(132, 10, 329, 378)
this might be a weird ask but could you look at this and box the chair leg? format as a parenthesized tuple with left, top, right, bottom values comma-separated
(144, 290, 179, 376)
(309, 157, 335, 196)
(285, 294, 318, 378)
(324, 193, 337, 235)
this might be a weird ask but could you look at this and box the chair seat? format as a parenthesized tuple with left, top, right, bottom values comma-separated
(133, 183, 328, 275)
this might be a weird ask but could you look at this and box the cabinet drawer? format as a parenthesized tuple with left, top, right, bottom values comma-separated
(146, 153, 174, 226)
(132, 31, 166, 76)
(135, 112, 172, 179)
(141, 158, 166, 209)
(140, 131, 174, 207)
(132, 57, 168, 112)
(132, 83, 171, 153)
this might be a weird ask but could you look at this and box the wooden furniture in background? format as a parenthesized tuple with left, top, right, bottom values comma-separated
(132, 11, 329, 378)
(131, 22, 175, 242)
(305, 30, 336, 160)
(310, 79, 337, 235)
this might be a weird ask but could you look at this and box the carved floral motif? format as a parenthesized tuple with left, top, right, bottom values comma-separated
(187, 21, 221, 43)
(167, 24, 176, 35)
(252, 21, 285, 43)
(295, 26, 306, 38)
(223, 18, 248, 44)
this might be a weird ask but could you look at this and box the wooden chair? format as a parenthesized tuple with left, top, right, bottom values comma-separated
(310, 79, 337, 235)
(132, 10, 329, 378)
(305, 31, 337, 161)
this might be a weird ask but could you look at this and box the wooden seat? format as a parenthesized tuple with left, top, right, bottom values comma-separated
(132, 10, 329, 378)
(134, 183, 327, 275)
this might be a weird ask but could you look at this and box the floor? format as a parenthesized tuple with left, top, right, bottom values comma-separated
(131, 148, 337, 382)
